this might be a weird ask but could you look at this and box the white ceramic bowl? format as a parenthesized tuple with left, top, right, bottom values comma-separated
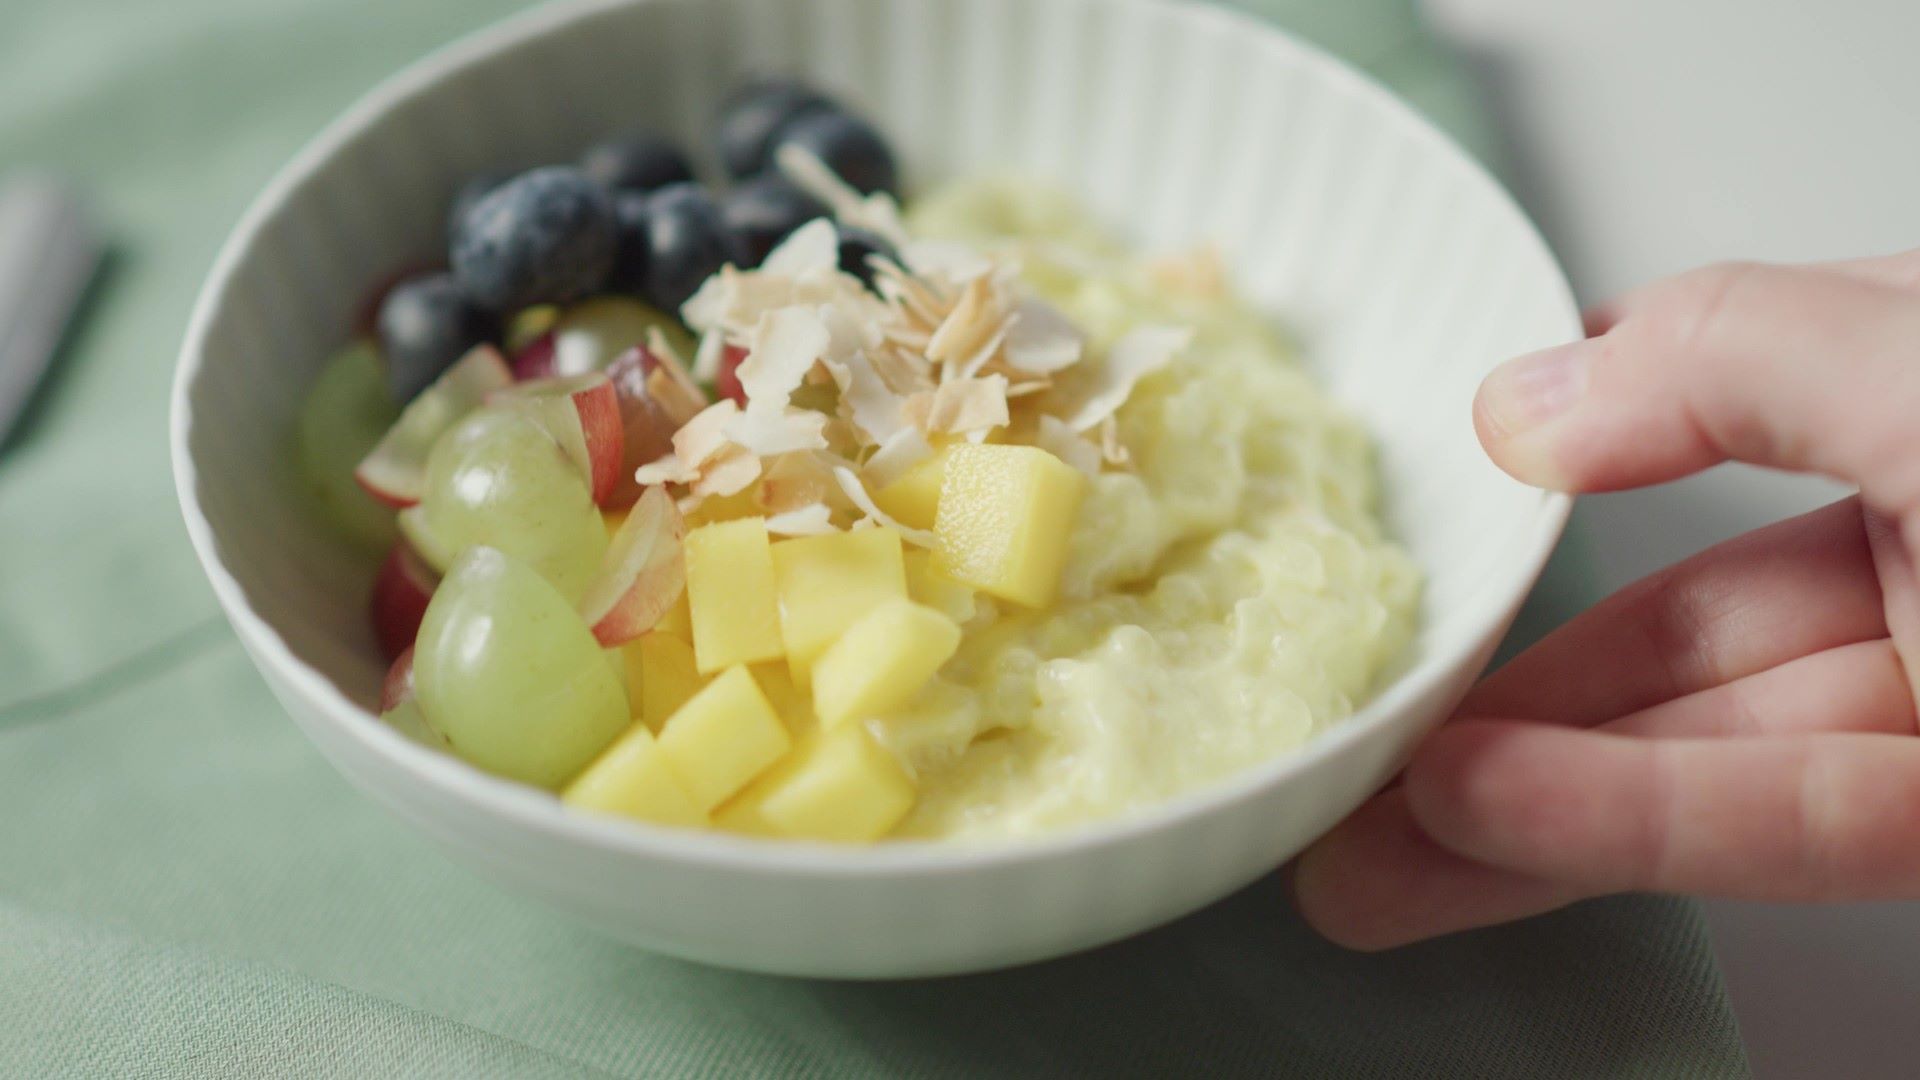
(171, 0, 1575, 978)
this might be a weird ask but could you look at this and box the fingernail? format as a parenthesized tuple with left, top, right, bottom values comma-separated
(1479, 341, 1592, 438)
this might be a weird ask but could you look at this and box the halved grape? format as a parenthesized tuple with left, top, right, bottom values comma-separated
(297, 341, 400, 551)
(489, 373, 625, 504)
(602, 345, 681, 507)
(355, 345, 513, 507)
(409, 405, 610, 603)
(414, 546, 632, 788)
(549, 296, 696, 377)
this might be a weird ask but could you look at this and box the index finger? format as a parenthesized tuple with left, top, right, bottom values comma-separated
(1475, 261, 1920, 505)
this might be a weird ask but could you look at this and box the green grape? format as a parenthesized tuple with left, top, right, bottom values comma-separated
(296, 341, 399, 552)
(411, 405, 609, 603)
(380, 699, 449, 750)
(550, 296, 696, 375)
(414, 546, 632, 789)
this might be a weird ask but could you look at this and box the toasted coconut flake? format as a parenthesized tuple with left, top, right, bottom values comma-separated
(903, 240, 994, 284)
(692, 329, 726, 383)
(765, 503, 837, 536)
(1003, 298, 1084, 374)
(1005, 379, 1052, 398)
(763, 218, 840, 277)
(862, 426, 934, 489)
(1036, 414, 1103, 476)
(925, 278, 998, 376)
(956, 323, 1008, 381)
(759, 451, 839, 514)
(739, 306, 830, 410)
(633, 453, 697, 486)
(775, 144, 909, 249)
(834, 466, 936, 548)
(672, 400, 740, 466)
(1053, 324, 1192, 433)
(869, 343, 935, 396)
(1098, 415, 1131, 467)
(725, 405, 830, 456)
(909, 374, 1009, 439)
(643, 327, 710, 424)
(691, 447, 762, 498)
(830, 350, 910, 444)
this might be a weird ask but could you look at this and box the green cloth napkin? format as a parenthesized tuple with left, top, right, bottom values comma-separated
(0, 0, 1747, 1075)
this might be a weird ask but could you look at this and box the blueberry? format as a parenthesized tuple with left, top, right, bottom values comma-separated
(774, 110, 898, 197)
(449, 166, 616, 311)
(719, 174, 828, 267)
(835, 226, 897, 289)
(579, 131, 695, 194)
(446, 168, 514, 239)
(714, 78, 838, 179)
(607, 190, 652, 294)
(639, 183, 739, 314)
(375, 272, 497, 403)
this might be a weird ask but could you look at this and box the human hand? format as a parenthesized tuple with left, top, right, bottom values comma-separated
(1294, 252, 1920, 949)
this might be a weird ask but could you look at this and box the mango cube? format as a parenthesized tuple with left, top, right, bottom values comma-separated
(903, 549, 976, 625)
(751, 662, 818, 736)
(872, 446, 956, 531)
(811, 600, 961, 728)
(655, 589, 692, 640)
(655, 665, 793, 809)
(771, 527, 907, 684)
(562, 723, 707, 828)
(724, 727, 916, 843)
(684, 517, 785, 673)
(933, 444, 1085, 608)
(624, 631, 705, 732)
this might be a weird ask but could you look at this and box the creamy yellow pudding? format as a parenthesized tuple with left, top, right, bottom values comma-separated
(876, 181, 1422, 839)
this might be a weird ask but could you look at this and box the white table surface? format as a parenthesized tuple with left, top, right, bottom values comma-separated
(1420, 1, 1920, 1076)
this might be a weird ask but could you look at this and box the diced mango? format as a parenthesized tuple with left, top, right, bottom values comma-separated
(727, 726, 916, 843)
(562, 723, 707, 828)
(712, 788, 778, 837)
(771, 527, 907, 685)
(811, 600, 961, 728)
(872, 446, 956, 531)
(903, 549, 976, 625)
(625, 631, 705, 732)
(751, 662, 818, 736)
(932, 444, 1085, 608)
(684, 517, 785, 673)
(655, 665, 793, 809)
(655, 589, 692, 640)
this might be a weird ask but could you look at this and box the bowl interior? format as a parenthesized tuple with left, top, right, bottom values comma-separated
(178, 0, 1575, 818)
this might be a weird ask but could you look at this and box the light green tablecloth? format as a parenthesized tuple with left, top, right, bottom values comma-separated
(0, 0, 1746, 1075)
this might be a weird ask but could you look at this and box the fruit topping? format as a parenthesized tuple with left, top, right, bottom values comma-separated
(354, 344, 513, 508)
(489, 372, 626, 504)
(405, 404, 610, 602)
(579, 129, 695, 194)
(636, 183, 739, 316)
(719, 174, 828, 268)
(450, 166, 617, 312)
(714, 78, 838, 180)
(296, 342, 401, 552)
(654, 665, 793, 810)
(578, 486, 687, 646)
(375, 271, 497, 404)
(370, 540, 440, 662)
(772, 109, 898, 198)
(413, 547, 632, 789)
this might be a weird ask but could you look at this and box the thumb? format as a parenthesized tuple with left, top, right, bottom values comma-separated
(1475, 260, 1920, 505)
